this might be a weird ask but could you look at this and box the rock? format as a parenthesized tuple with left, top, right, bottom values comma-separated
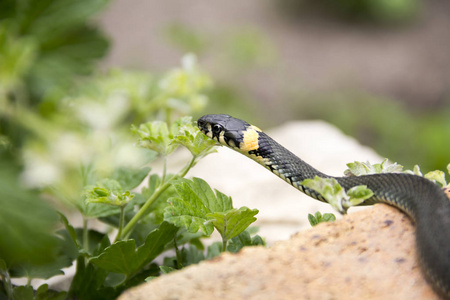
(118, 204, 438, 300)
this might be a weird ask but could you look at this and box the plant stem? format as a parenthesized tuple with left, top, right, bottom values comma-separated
(161, 156, 168, 185)
(83, 218, 89, 259)
(114, 206, 126, 242)
(222, 238, 228, 253)
(120, 155, 197, 239)
(1, 271, 12, 300)
(173, 234, 183, 269)
(222, 219, 228, 252)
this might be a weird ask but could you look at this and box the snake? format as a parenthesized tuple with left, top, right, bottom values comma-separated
(197, 114, 450, 299)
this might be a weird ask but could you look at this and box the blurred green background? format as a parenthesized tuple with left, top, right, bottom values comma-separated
(99, 0, 449, 172)
(0, 0, 449, 282)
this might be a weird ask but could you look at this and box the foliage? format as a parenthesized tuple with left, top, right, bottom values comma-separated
(302, 176, 373, 213)
(0, 1, 260, 293)
(308, 211, 336, 226)
(164, 178, 259, 250)
(0, 10, 265, 295)
(276, 0, 420, 24)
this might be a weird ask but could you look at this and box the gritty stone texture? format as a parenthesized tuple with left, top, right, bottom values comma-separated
(119, 204, 439, 300)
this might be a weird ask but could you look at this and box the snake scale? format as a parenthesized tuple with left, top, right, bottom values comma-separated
(197, 114, 450, 299)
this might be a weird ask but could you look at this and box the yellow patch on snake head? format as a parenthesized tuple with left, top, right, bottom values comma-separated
(240, 125, 261, 152)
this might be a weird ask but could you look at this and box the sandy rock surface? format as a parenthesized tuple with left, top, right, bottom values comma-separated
(119, 204, 438, 300)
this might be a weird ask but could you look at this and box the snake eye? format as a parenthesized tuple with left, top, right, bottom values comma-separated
(212, 124, 223, 135)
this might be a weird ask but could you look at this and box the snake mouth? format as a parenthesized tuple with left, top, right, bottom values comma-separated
(196, 119, 209, 134)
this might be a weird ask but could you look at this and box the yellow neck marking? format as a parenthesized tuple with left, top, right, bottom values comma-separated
(240, 125, 262, 152)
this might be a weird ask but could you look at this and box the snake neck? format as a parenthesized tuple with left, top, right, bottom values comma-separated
(245, 131, 331, 201)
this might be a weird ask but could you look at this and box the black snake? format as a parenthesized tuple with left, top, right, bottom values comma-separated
(197, 114, 450, 299)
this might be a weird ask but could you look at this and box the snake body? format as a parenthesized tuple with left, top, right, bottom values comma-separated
(197, 114, 450, 299)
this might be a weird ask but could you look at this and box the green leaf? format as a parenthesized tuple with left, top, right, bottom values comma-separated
(347, 185, 374, 206)
(0, 155, 59, 267)
(206, 242, 223, 259)
(172, 121, 217, 159)
(111, 167, 150, 191)
(424, 170, 447, 188)
(180, 244, 205, 266)
(345, 158, 404, 176)
(302, 177, 348, 213)
(35, 284, 67, 300)
(132, 117, 193, 156)
(90, 222, 177, 276)
(308, 211, 336, 227)
(302, 177, 373, 213)
(0, 0, 109, 101)
(58, 212, 78, 248)
(159, 266, 177, 274)
(227, 230, 265, 253)
(68, 257, 114, 300)
(164, 178, 234, 235)
(84, 179, 134, 208)
(12, 285, 33, 300)
(404, 164, 423, 176)
(206, 207, 258, 243)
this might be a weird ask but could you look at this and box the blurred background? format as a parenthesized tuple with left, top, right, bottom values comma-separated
(98, 0, 450, 171)
(0, 0, 449, 281)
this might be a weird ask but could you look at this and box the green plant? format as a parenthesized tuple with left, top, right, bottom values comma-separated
(0, 49, 268, 299)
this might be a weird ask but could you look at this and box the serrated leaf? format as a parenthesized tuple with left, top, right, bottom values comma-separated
(206, 207, 258, 242)
(132, 121, 176, 155)
(164, 178, 259, 248)
(345, 158, 404, 176)
(84, 179, 134, 208)
(90, 222, 177, 276)
(173, 122, 217, 158)
(164, 178, 234, 235)
(424, 170, 447, 188)
(302, 177, 348, 213)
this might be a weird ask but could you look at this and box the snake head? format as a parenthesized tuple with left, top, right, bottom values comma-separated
(197, 114, 253, 149)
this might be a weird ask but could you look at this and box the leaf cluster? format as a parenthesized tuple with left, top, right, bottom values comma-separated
(346, 159, 450, 188)
(164, 178, 259, 250)
(308, 211, 336, 226)
(302, 176, 374, 214)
